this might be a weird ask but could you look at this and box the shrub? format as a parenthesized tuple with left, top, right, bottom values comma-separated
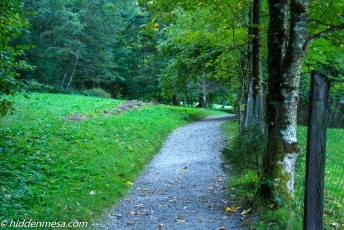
(84, 88, 111, 98)
(25, 80, 53, 92)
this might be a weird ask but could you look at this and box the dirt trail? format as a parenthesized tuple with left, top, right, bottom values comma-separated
(97, 114, 241, 230)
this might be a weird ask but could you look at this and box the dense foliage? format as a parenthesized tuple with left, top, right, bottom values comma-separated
(0, 0, 33, 116)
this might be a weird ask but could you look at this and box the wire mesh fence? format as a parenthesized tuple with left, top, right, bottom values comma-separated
(296, 72, 344, 229)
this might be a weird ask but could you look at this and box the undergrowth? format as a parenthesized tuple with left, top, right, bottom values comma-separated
(221, 120, 344, 229)
(0, 93, 225, 227)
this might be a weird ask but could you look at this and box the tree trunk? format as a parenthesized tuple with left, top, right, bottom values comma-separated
(61, 56, 71, 87)
(196, 75, 207, 108)
(196, 94, 206, 108)
(244, 79, 253, 130)
(237, 79, 247, 129)
(172, 93, 180, 106)
(67, 52, 79, 88)
(259, 0, 309, 200)
(252, 0, 263, 128)
(207, 93, 212, 108)
(235, 7, 252, 132)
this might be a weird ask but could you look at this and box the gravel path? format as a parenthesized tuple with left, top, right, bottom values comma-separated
(98, 114, 241, 230)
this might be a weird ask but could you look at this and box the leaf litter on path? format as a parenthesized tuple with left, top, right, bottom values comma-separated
(98, 114, 242, 229)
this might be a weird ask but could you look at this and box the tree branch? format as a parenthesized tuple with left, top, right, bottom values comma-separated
(309, 19, 336, 27)
(308, 23, 344, 44)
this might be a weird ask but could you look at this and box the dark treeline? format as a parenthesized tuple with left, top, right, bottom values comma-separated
(21, 0, 162, 100)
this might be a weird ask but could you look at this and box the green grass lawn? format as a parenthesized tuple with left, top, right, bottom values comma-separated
(0, 93, 225, 226)
(221, 121, 344, 229)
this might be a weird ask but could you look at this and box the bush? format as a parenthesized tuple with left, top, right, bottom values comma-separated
(84, 88, 111, 98)
(222, 125, 265, 177)
(25, 80, 53, 92)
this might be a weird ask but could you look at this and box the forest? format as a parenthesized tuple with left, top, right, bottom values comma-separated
(1, 0, 344, 229)
(1, 0, 343, 108)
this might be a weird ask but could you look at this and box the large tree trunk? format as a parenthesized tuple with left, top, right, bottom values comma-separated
(259, 0, 309, 200)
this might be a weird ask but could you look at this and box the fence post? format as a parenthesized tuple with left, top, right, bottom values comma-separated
(303, 71, 330, 230)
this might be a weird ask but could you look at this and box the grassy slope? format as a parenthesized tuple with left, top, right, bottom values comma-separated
(221, 121, 344, 229)
(0, 93, 225, 224)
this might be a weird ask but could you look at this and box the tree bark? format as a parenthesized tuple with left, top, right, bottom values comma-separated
(172, 93, 180, 106)
(259, 0, 309, 200)
(67, 52, 79, 88)
(61, 55, 71, 88)
(252, 0, 263, 128)
(196, 75, 207, 108)
(244, 80, 253, 129)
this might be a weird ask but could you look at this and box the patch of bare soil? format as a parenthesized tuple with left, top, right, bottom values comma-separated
(61, 113, 89, 122)
(104, 100, 144, 115)
(61, 100, 144, 122)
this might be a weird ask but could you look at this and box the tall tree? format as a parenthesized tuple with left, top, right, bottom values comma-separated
(23, 0, 137, 89)
(0, 0, 32, 116)
(259, 0, 344, 200)
(251, 0, 263, 127)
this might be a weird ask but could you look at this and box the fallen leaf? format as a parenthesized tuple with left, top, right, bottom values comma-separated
(180, 169, 186, 173)
(241, 208, 252, 216)
(330, 223, 339, 228)
(224, 206, 240, 213)
(127, 221, 135, 225)
(149, 189, 157, 194)
(242, 219, 251, 225)
(125, 180, 133, 185)
(129, 210, 139, 215)
(64, 206, 73, 210)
